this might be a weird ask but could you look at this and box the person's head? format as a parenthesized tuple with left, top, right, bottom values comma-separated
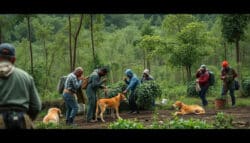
(199, 64, 206, 73)
(221, 60, 229, 69)
(143, 69, 150, 77)
(74, 67, 83, 78)
(99, 67, 109, 76)
(125, 69, 133, 78)
(0, 43, 16, 64)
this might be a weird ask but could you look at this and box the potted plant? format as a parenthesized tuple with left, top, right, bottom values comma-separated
(214, 96, 227, 109)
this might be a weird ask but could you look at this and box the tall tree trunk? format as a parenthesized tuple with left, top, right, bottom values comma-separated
(236, 40, 240, 79)
(90, 14, 96, 67)
(143, 49, 146, 69)
(27, 16, 33, 75)
(0, 27, 2, 43)
(44, 40, 48, 90)
(68, 15, 73, 72)
(186, 65, 192, 82)
(224, 42, 227, 60)
(72, 14, 83, 70)
(146, 58, 150, 72)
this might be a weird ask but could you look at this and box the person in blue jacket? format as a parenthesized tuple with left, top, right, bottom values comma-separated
(123, 69, 140, 114)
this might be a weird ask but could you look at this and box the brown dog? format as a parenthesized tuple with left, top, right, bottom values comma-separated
(43, 107, 62, 124)
(95, 93, 127, 122)
(172, 101, 205, 115)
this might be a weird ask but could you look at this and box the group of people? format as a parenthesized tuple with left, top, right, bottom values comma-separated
(62, 67, 154, 125)
(196, 61, 238, 107)
(0, 42, 239, 128)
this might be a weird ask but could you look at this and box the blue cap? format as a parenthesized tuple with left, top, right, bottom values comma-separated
(0, 43, 15, 57)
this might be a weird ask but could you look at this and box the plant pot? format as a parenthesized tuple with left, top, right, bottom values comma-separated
(215, 99, 227, 109)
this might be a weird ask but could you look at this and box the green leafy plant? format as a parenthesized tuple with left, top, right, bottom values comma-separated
(163, 116, 213, 129)
(108, 118, 144, 129)
(187, 81, 199, 97)
(213, 112, 233, 129)
(135, 81, 162, 110)
(241, 77, 250, 97)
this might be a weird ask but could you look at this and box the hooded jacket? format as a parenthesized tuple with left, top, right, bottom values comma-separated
(124, 69, 140, 92)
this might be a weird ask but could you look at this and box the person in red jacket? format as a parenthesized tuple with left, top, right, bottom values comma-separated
(196, 64, 210, 107)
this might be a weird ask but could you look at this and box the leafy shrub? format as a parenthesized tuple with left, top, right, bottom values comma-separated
(241, 77, 250, 97)
(213, 112, 233, 129)
(187, 81, 199, 97)
(161, 84, 186, 100)
(135, 81, 162, 110)
(99, 81, 127, 98)
(108, 119, 144, 129)
(150, 115, 213, 129)
(163, 116, 213, 129)
(35, 122, 75, 129)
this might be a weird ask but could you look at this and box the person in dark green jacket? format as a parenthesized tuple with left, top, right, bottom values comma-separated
(86, 67, 108, 123)
(0, 43, 41, 129)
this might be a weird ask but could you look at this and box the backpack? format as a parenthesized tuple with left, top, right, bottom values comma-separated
(81, 76, 89, 89)
(57, 76, 67, 94)
(208, 71, 215, 86)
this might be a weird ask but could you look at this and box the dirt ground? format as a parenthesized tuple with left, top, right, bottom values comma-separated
(45, 106, 250, 129)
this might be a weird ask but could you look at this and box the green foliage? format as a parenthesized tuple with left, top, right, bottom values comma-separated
(187, 81, 199, 97)
(108, 118, 144, 129)
(221, 14, 249, 43)
(99, 81, 127, 98)
(213, 112, 233, 129)
(162, 14, 196, 34)
(35, 122, 76, 129)
(157, 116, 213, 129)
(135, 81, 162, 110)
(241, 77, 250, 97)
(160, 83, 186, 100)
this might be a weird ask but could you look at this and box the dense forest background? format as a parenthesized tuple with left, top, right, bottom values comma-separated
(1, 14, 250, 100)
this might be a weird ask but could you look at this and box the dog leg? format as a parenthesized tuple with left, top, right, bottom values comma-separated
(115, 107, 122, 119)
(100, 104, 106, 122)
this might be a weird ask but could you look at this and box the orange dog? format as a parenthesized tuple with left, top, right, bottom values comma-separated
(172, 101, 205, 115)
(95, 93, 127, 122)
(43, 108, 62, 124)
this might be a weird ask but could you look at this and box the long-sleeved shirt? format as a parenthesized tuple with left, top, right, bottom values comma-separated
(88, 71, 105, 90)
(0, 67, 41, 120)
(64, 72, 83, 94)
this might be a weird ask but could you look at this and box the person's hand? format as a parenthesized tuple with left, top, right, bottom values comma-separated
(196, 79, 199, 83)
(123, 90, 127, 94)
(78, 76, 84, 80)
(103, 87, 108, 93)
(221, 76, 226, 79)
(102, 78, 107, 82)
(123, 77, 127, 81)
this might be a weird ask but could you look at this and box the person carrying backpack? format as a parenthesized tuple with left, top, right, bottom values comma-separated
(63, 67, 84, 125)
(195, 64, 210, 107)
(220, 60, 237, 107)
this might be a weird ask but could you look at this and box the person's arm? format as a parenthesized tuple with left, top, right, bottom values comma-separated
(71, 75, 83, 89)
(195, 70, 201, 78)
(28, 77, 42, 121)
(125, 77, 137, 91)
(221, 69, 226, 80)
(91, 74, 105, 88)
